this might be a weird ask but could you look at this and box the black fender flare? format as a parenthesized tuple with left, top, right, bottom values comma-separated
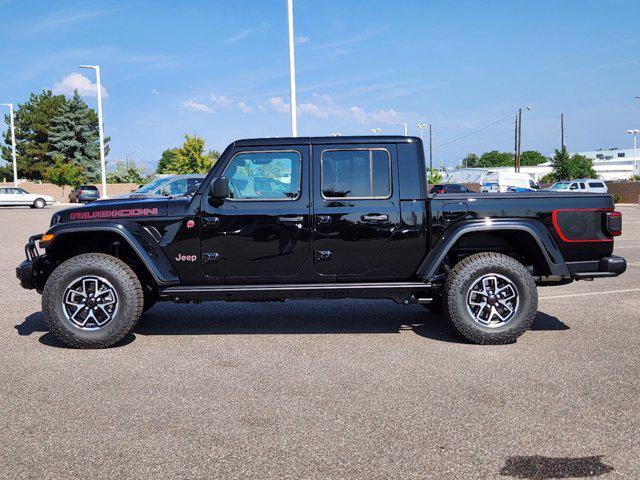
(45, 222, 180, 286)
(416, 219, 570, 281)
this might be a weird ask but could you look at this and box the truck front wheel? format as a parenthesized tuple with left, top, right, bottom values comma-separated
(42, 253, 144, 348)
(442, 252, 537, 344)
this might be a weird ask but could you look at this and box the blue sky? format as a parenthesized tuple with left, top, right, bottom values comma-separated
(1, 0, 639, 170)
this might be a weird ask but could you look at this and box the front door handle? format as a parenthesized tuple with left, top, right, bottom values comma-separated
(277, 216, 304, 224)
(361, 214, 388, 222)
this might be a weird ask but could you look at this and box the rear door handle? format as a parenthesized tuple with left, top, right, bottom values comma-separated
(277, 216, 304, 224)
(361, 214, 388, 222)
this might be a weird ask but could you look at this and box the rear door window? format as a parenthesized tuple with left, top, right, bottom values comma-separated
(321, 148, 391, 199)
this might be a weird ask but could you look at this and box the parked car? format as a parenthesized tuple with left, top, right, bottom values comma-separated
(547, 180, 608, 194)
(69, 185, 99, 203)
(0, 187, 53, 208)
(430, 184, 471, 194)
(120, 174, 205, 198)
(18, 135, 626, 348)
(481, 172, 539, 192)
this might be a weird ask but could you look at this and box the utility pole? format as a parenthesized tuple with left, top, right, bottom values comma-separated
(286, 0, 298, 137)
(560, 113, 564, 150)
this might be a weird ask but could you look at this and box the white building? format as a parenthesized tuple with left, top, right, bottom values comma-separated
(442, 147, 639, 183)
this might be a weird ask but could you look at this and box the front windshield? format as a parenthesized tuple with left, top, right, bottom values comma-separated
(550, 182, 569, 190)
(136, 178, 168, 194)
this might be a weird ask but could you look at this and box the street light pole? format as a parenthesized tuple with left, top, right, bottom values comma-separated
(286, 0, 298, 137)
(79, 65, 108, 198)
(627, 129, 639, 177)
(1, 103, 18, 187)
(397, 122, 408, 136)
(417, 123, 428, 141)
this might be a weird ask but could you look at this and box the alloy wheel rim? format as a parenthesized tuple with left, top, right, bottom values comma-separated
(61, 276, 118, 330)
(466, 273, 519, 328)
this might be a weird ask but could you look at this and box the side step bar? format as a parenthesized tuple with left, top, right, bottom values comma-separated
(160, 281, 433, 302)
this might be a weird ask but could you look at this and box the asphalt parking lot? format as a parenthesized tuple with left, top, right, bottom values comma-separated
(0, 205, 638, 479)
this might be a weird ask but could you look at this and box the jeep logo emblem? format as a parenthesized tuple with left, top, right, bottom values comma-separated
(175, 254, 198, 262)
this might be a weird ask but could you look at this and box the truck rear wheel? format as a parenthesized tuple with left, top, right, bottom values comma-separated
(42, 253, 143, 348)
(442, 252, 537, 344)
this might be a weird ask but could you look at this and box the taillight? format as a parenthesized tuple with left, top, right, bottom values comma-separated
(437, 189, 445, 194)
(606, 211, 622, 236)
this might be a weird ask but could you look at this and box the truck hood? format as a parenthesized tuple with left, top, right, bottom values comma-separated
(53, 197, 169, 224)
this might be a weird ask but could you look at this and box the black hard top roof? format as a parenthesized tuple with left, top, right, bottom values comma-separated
(231, 135, 420, 147)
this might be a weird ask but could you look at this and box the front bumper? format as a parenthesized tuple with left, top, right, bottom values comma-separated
(567, 255, 627, 279)
(16, 234, 43, 290)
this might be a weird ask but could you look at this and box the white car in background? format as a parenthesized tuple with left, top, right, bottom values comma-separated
(547, 179, 608, 194)
(0, 187, 54, 208)
(480, 171, 539, 192)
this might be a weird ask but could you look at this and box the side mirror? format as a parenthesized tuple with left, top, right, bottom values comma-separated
(210, 176, 230, 200)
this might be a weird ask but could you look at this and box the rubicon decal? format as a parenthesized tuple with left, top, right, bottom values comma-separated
(69, 208, 159, 220)
(175, 254, 198, 262)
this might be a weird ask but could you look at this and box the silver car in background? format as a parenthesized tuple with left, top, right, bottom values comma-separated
(120, 174, 206, 198)
(547, 179, 608, 193)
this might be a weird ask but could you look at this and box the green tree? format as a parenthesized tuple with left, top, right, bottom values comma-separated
(477, 150, 514, 168)
(44, 155, 87, 197)
(156, 148, 179, 174)
(520, 150, 548, 166)
(1, 90, 66, 180)
(47, 91, 110, 182)
(428, 168, 443, 185)
(462, 153, 479, 168)
(107, 160, 150, 184)
(161, 134, 220, 174)
(550, 146, 597, 181)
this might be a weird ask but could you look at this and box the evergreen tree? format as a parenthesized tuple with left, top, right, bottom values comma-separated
(46, 90, 108, 182)
(550, 146, 596, 181)
(1, 90, 66, 180)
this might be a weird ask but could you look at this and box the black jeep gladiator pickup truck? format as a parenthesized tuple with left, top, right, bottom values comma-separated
(17, 136, 626, 348)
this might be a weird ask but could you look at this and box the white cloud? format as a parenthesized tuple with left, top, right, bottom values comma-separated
(295, 35, 309, 46)
(349, 106, 399, 124)
(210, 93, 232, 107)
(238, 101, 253, 113)
(181, 100, 212, 113)
(151, 88, 160, 95)
(53, 72, 109, 98)
(26, 7, 122, 34)
(224, 22, 269, 44)
(267, 96, 290, 113)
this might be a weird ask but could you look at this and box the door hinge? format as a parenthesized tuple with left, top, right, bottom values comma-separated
(202, 252, 220, 264)
(315, 250, 332, 262)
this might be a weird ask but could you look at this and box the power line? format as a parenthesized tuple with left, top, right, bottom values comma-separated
(433, 112, 516, 149)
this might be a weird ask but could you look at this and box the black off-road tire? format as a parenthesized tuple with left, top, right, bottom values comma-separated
(442, 252, 537, 344)
(42, 253, 143, 348)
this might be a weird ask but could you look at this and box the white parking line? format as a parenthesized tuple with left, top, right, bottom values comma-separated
(614, 245, 640, 249)
(540, 288, 640, 300)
